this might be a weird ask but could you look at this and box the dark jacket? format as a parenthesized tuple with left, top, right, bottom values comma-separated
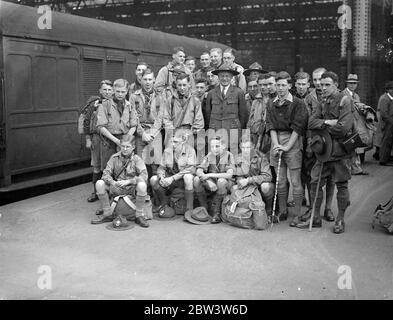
(308, 90, 354, 160)
(205, 85, 248, 130)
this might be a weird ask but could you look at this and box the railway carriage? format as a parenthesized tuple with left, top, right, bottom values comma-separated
(0, 1, 231, 190)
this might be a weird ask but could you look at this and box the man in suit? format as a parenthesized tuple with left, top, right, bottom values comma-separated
(378, 81, 393, 166)
(343, 74, 368, 175)
(205, 63, 248, 157)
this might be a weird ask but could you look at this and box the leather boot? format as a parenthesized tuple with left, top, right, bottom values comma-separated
(210, 193, 225, 224)
(152, 185, 169, 212)
(91, 192, 113, 224)
(87, 172, 101, 202)
(135, 194, 149, 227)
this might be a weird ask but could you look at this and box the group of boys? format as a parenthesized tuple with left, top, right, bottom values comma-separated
(79, 45, 384, 234)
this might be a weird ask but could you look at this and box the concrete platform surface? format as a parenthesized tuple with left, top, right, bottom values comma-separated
(1, 159, 393, 300)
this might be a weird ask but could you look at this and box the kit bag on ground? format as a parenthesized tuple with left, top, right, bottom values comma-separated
(111, 195, 153, 220)
(372, 195, 393, 234)
(221, 185, 268, 230)
(170, 188, 187, 215)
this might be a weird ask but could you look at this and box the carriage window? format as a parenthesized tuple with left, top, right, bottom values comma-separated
(58, 59, 78, 109)
(105, 61, 124, 83)
(5, 54, 32, 111)
(82, 59, 103, 102)
(33, 56, 57, 110)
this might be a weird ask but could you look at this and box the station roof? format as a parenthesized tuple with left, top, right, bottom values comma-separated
(0, 1, 231, 55)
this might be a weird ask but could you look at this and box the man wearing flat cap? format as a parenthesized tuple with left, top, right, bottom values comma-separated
(205, 63, 248, 155)
(295, 71, 355, 234)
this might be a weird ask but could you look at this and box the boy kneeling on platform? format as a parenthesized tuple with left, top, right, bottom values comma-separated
(232, 137, 274, 218)
(150, 129, 197, 218)
(193, 135, 235, 224)
(91, 135, 150, 228)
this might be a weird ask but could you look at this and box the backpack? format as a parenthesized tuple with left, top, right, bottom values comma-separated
(372, 196, 393, 234)
(341, 97, 376, 151)
(170, 187, 187, 215)
(221, 185, 268, 230)
(77, 96, 100, 135)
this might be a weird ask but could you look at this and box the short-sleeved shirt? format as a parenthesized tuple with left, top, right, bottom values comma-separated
(96, 99, 137, 135)
(265, 92, 308, 137)
(198, 150, 235, 174)
(157, 144, 196, 179)
(102, 152, 148, 185)
(234, 150, 272, 185)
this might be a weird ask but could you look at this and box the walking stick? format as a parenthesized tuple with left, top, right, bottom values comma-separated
(308, 162, 324, 232)
(270, 150, 282, 229)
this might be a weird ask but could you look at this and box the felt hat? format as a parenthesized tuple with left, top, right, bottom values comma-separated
(310, 129, 333, 163)
(184, 207, 212, 225)
(345, 74, 360, 83)
(243, 62, 269, 77)
(106, 215, 134, 231)
(212, 63, 239, 76)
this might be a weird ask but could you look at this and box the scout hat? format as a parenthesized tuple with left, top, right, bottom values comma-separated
(345, 74, 360, 83)
(184, 207, 212, 225)
(310, 129, 333, 163)
(212, 63, 239, 76)
(106, 215, 134, 231)
(243, 62, 269, 77)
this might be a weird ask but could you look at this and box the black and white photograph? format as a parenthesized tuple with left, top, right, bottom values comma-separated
(0, 0, 392, 302)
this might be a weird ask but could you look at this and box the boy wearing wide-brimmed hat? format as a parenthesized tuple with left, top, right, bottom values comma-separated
(243, 62, 269, 82)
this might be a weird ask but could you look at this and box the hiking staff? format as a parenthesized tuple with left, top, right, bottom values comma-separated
(270, 150, 282, 229)
(308, 162, 324, 231)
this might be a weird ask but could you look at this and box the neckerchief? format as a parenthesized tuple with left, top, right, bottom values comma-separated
(113, 98, 125, 115)
(142, 89, 153, 115)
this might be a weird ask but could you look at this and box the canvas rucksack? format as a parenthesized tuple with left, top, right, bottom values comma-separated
(111, 194, 153, 221)
(372, 196, 393, 234)
(341, 96, 376, 152)
(221, 185, 268, 230)
(77, 96, 100, 135)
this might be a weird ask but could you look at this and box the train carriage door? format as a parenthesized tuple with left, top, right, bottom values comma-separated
(3, 39, 81, 183)
(0, 33, 7, 187)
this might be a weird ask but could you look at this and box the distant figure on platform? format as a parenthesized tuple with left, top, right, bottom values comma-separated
(378, 81, 393, 166)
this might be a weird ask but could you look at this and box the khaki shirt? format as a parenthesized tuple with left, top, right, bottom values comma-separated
(234, 150, 272, 185)
(96, 99, 137, 135)
(157, 143, 196, 180)
(129, 89, 163, 136)
(198, 150, 235, 174)
(161, 90, 204, 133)
(102, 152, 148, 185)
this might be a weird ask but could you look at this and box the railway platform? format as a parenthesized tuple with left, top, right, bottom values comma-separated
(1, 156, 392, 300)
